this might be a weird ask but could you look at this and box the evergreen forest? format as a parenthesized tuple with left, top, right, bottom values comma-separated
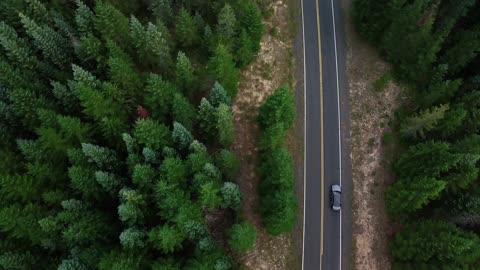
(0, 0, 263, 269)
(354, 0, 480, 269)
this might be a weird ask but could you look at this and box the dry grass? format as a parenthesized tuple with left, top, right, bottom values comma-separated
(230, 0, 297, 269)
(341, 0, 407, 269)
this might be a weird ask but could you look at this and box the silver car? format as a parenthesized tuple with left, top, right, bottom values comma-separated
(330, 184, 341, 211)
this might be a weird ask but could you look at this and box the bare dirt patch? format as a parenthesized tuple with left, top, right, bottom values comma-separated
(340, 1, 407, 269)
(230, 0, 298, 269)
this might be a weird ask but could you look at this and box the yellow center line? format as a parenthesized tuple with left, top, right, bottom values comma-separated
(315, 0, 325, 267)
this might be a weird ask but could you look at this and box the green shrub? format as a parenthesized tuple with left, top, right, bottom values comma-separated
(373, 71, 392, 92)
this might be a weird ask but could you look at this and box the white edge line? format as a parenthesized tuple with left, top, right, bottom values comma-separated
(301, 0, 307, 268)
(330, 0, 342, 269)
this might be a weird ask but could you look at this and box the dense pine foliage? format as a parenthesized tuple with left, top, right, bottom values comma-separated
(0, 0, 262, 269)
(258, 86, 297, 235)
(354, 0, 480, 268)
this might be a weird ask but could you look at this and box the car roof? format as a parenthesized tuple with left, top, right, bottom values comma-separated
(331, 184, 341, 192)
(333, 192, 341, 206)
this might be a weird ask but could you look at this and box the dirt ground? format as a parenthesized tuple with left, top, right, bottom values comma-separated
(230, 0, 299, 269)
(340, 0, 407, 269)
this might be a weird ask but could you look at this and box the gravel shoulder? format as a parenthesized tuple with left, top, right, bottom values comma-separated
(339, 0, 407, 269)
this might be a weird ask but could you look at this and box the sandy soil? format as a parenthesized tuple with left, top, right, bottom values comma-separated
(341, 1, 407, 269)
(230, 0, 297, 269)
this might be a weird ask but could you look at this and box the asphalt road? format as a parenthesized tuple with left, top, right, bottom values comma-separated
(301, 0, 349, 269)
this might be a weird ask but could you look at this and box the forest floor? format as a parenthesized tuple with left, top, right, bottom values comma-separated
(230, 0, 299, 269)
(340, 0, 407, 269)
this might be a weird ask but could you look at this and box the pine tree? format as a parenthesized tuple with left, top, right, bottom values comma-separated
(193, 12, 205, 33)
(106, 40, 142, 96)
(73, 67, 128, 141)
(0, 1, 26, 28)
(144, 74, 176, 121)
(119, 228, 146, 249)
(176, 51, 195, 96)
(353, 0, 395, 44)
(69, 166, 103, 199)
(148, 225, 184, 253)
(132, 164, 155, 189)
(118, 188, 146, 226)
(144, 22, 171, 68)
(220, 182, 242, 209)
(51, 81, 79, 115)
(238, 0, 263, 52)
(195, 163, 221, 187)
(0, 22, 38, 71)
(440, 25, 480, 75)
(75, 0, 94, 34)
(185, 251, 232, 270)
(217, 4, 237, 41)
(216, 103, 234, 147)
(381, 1, 441, 83)
(160, 157, 187, 184)
(9, 88, 48, 129)
(95, 171, 122, 194)
(196, 98, 217, 141)
(444, 154, 480, 193)
(200, 181, 221, 209)
(208, 44, 238, 97)
(0, 175, 43, 202)
(435, 0, 476, 39)
(431, 105, 467, 139)
(454, 134, 480, 155)
(174, 202, 206, 240)
(386, 177, 446, 219)
(98, 250, 142, 270)
(259, 123, 286, 152)
(176, 8, 199, 48)
(208, 81, 231, 107)
(260, 146, 294, 189)
(187, 141, 212, 175)
(260, 188, 296, 235)
(228, 221, 256, 252)
(19, 13, 71, 67)
(57, 115, 92, 144)
(58, 258, 88, 270)
(203, 24, 213, 51)
(420, 64, 462, 107)
(52, 10, 76, 41)
(172, 93, 195, 131)
(214, 150, 238, 180)
(129, 15, 145, 51)
(390, 220, 480, 269)
(133, 119, 171, 151)
(94, 1, 130, 46)
(81, 143, 118, 169)
(258, 85, 295, 130)
(154, 181, 188, 220)
(235, 28, 254, 67)
(394, 141, 461, 179)
(0, 60, 37, 91)
(400, 104, 448, 139)
(447, 191, 480, 227)
(149, 0, 173, 25)
(0, 251, 38, 270)
(172, 122, 194, 150)
(0, 203, 47, 244)
(76, 34, 105, 67)
(25, 0, 52, 26)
